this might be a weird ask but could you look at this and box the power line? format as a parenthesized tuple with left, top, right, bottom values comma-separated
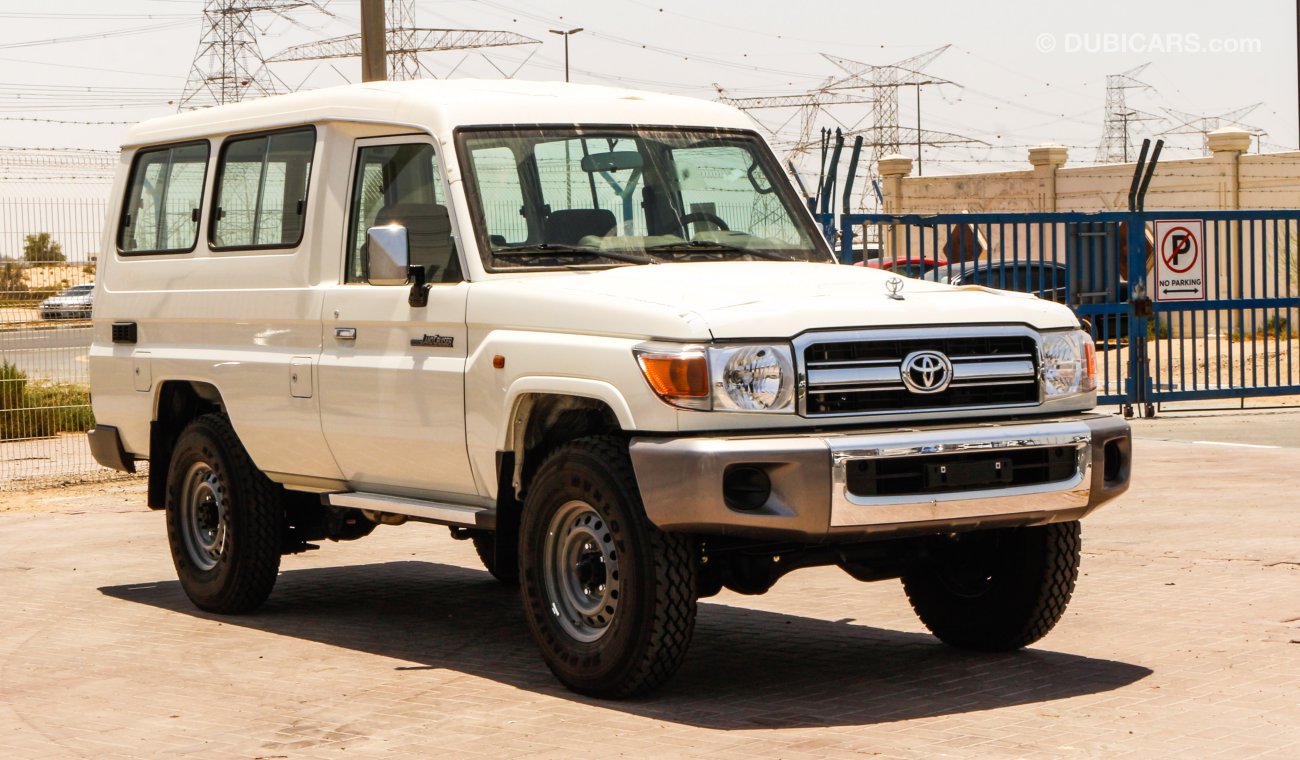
(0, 12, 190, 19)
(0, 19, 194, 50)
(0, 117, 135, 125)
(470, 0, 828, 80)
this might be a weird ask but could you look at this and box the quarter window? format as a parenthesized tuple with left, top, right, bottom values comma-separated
(211, 128, 315, 249)
(118, 141, 209, 254)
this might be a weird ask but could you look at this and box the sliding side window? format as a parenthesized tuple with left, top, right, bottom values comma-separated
(118, 141, 209, 254)
(211, 127, 315, 249)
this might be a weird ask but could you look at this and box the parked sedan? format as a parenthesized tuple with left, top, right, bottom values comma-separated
(923, 261, 1070, 302)
(39, 283, 94, 320)
(924, 261, 1128, 341)
(857, 256, 948, 278)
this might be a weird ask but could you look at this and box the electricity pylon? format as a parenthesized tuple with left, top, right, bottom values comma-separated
(1096, 63, 1159, 163)
(267, 0, 539, 80)
(180, 0, 331, 111)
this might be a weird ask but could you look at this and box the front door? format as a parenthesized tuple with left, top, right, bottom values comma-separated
(318, 135, 476, 498)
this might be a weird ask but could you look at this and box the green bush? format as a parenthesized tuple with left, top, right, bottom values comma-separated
(0, 360, 26, 410)
(1232, 315, 1295, 341)
(0, 361, 94, 440)
(0, 262, 26, 297)
(23, 232, 65, 264)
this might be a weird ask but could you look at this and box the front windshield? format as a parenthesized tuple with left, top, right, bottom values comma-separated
(457, 127, 835, 271)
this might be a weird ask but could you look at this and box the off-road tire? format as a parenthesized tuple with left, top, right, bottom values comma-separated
(901, 521, 1081, 651)
(471, 532, 519, 585)
(519, 435, 696, 698)
(165, 413, 283, 614)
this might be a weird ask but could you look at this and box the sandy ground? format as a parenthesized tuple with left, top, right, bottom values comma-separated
(0, 478, 145, 514)
(1095, 336, 1300, 398)
(0, 433, 141, 494)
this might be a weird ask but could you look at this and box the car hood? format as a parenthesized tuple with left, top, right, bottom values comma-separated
(467, 261, 1080, 340)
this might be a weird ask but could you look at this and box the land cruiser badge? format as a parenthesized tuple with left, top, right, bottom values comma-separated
(411, 334, 455, 348)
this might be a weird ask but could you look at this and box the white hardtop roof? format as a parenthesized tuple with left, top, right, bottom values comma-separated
(123, 79, 754, 148)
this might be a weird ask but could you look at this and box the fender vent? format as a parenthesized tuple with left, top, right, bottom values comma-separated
(112, 322, 137, 344)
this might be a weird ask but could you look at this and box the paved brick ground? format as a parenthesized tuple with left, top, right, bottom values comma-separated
(2, 415, 1299, 759)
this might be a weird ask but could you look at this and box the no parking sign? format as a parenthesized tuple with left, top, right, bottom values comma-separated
(1153, 219, 1206, 302)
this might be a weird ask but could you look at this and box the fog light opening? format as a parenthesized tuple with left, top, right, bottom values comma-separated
(723, 465, 772, 512)
(1103, 440, 1123, 483)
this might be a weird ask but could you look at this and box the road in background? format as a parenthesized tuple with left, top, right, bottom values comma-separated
(0, 322, 91, 381)
(1127, 408, 1300, 448)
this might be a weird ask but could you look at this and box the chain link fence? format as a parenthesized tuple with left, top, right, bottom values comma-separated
(1, 196, 146, 491)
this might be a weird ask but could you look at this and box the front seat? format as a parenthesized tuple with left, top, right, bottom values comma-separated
(372, 202, 461, 283)
(544, 208, 616, 246)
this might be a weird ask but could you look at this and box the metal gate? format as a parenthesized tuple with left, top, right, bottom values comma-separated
(823, 210, 1300, 416)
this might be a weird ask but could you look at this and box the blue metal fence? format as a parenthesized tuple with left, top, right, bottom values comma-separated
(820, 210, 1300, 416)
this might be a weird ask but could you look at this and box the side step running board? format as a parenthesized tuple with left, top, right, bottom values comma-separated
(326, 492, 495, 530)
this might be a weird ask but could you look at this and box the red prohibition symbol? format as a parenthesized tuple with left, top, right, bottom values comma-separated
(1160, 226, 1198, 274)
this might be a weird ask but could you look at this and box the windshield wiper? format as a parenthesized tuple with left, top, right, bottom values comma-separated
(492, 243, 654, 265)
(642, 240, 792, 261)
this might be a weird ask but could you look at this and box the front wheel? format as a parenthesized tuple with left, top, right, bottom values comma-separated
(901, 521, 1081, 651)
(470, 532, 518, 585)
(519, 436, 697, 698)
(165, 413, 284, 614)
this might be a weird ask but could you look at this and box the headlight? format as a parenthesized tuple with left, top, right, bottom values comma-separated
(634, 342, 796, 413)
(1040, 329, 1096, 398)
(708, 344, 795, 412)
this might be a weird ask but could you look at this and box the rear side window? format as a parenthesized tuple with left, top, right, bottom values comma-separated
(211, 127, 315, 249)
(118, 141, 209, 254)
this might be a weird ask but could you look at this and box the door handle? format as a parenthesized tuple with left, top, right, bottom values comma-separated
(334, 327, 357, 340)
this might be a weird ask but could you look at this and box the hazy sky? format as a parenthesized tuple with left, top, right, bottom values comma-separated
(0, 0, 1294, 177)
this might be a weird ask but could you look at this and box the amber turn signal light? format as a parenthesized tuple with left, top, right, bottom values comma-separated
(637, 354, 709, 398)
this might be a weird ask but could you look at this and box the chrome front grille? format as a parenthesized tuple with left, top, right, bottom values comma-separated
(800, 327, 1041, 417)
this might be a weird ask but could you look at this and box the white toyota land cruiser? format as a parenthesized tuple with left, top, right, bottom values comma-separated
(88, 79, 1131, 698)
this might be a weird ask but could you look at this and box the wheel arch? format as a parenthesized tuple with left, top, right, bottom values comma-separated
(503, 389, 628, 501)
(147, 380, 227, 509)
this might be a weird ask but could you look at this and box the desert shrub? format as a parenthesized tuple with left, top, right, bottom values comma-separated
(0, 262, 26, 297)
(0, 360, 26, 410)
(23, 232, 65, 264)
(0, 362, 93, 440)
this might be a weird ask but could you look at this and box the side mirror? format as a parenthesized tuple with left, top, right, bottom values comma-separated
(366, 224, 409, 285)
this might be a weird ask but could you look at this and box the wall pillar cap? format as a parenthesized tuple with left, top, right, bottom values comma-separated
(1028, 144, 1069, 167)
(1207, 127, 1252, 155)
(878, 154, 914, 177)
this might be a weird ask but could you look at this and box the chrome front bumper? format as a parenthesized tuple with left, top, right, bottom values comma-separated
(628, 414, 1130, 542)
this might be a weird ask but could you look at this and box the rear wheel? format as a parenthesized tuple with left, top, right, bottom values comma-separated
(901, 521, 1081, 651)
(519, 436, 696, 698)
(165, 413, 283, 614)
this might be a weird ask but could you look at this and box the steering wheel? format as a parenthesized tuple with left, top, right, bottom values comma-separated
(679, 211, 730, 234)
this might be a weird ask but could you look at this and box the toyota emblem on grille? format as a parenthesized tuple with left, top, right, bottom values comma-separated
(900, 350, 953, 394)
